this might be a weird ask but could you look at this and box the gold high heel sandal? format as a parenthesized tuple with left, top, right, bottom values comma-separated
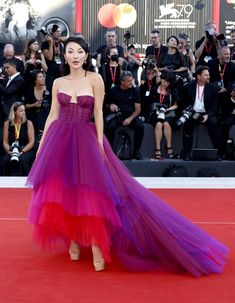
(92, 246, 105, 271)
(69, 242, 80, 261)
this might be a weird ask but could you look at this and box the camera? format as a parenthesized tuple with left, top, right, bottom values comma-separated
(157, 105, 167, 122)
(176, 106, 194, 127)
(176, 106, 204, 127)
(10, 141, 20, 162)
(104, 110, 123, 125)
(41, 90, 51, 109)
(123, 31, 134, 45)
(216, 33, 227, 47)
(214, 80, 224, 88)
(40, 26, 50, 37)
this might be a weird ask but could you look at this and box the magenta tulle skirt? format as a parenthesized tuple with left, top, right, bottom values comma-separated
(27, 119, 228, 277)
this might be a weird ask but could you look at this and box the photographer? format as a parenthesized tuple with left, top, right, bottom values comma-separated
(23, 70, 51, 135)
(126, 44, 141, 85)
(146, 71, 178, 159)
(145, 29, 167, 67)
(41, 24, 64, 93)
(98, 46, 126, 114)
(0, 44, 24, 76)
(195, 21, 224, 66)
(208, 46, 235, 93)
(220, 82, 235, 157)
(178, 32, 195, 80)
(105, 71, 144, 160)
(96, 29, 124, 68)
(22, 38, 48, 85)
(0, 102, 35, 176)
(181, 66, 221, 160)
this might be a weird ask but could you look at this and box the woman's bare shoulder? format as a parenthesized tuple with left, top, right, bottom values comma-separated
(87, 71, 103, 84)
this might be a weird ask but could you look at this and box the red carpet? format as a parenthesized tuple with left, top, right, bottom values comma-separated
(0, 188, 234, 303)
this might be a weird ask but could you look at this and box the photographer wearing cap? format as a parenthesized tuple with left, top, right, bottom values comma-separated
(41, 24, 64, 93)
(195, 21, 227, 66)
(181, 66, 221, 160)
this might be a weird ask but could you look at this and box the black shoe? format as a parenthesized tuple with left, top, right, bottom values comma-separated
(133, 150, 143, 160)
(183, 154, 190, 161)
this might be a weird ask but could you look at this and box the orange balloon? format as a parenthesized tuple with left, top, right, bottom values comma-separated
(98, 3, 117, 28)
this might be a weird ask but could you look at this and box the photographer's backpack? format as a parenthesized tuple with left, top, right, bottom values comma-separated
(162, 164, 188, 177)
(112, 127, 133, 160)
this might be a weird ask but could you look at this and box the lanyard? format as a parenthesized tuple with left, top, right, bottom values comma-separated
(147, 79, 152, 91)
(54, 41, 61, 55)
(14, 124, 21, 140)
(197, 84, 205, 102)
(218, 63, 227, 80)
(159, 87, 165, 104)
(205, 43, 212, 54)
(153, 47, 161, 64)
(109, 65, 117, 84)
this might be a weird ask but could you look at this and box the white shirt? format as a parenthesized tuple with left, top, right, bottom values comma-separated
(193, 84, 206, 113)
(6, 72, 20, 87)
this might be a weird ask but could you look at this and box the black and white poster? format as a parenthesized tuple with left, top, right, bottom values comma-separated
(0, 0, 76, 54)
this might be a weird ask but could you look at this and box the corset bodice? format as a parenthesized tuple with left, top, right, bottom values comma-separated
(57, 92, 94, 123)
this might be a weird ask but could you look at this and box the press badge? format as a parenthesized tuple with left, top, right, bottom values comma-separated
(145, 91, 150, 96)
(204, 56, 212, 63)
(54, 56, 62, 64)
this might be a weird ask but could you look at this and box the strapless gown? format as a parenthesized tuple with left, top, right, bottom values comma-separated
(27, 92, 228, 277)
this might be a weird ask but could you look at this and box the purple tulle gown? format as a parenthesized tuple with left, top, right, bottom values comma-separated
(27, 93, 228, 277)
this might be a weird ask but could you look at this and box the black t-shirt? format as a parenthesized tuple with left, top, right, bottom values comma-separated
(108, 85, 140, 117)
(41, 40, 63, 77)
(97, 44, 124, 65)
(158, 50, 186, 70)
(145, 45, 168, 66)
(195, 37, 218, 66)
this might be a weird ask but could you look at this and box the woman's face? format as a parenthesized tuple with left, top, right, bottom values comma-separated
(36, 73, 45, 86)
(15, 105, 25, 120)
(64, 42, 87, 69)
(146, 69, 156, 81)
(29, 41, 39, 52)
(168, 37, 178, 48)
(161, 78, 170, 89)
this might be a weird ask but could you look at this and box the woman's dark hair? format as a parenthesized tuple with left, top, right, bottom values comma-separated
(31, 70, 45, 86)
(24, 38, 41, 60)
(167, 35, 179, 45)
(160, 71, 176, 91)
(63, 36, 95, 75)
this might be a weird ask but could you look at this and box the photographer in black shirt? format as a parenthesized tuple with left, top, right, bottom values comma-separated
(105, 71, 144, 160)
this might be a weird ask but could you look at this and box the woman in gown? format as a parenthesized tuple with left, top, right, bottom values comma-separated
(27, 36, 228, 276)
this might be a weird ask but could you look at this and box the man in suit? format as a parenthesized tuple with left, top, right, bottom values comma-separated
(181, 65, 221, 160)
(0, 44, 24, 76)
(0, 59, 24, 122)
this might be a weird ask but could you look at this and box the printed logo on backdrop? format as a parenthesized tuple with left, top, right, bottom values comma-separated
(220, 0, 235, 45)
(155, 3, 196, 29)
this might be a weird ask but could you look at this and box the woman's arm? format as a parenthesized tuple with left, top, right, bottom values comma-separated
(20, 120, 35, 154)
(2, 121, 11, 155)
(39, 53, 48, 72)
(36, 79, 60, 153)
(92, 73, 105, 148)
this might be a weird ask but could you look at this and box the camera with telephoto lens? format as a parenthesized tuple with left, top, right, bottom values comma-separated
(40, 26, 50, 37)
(10, 141, 20, 162)
(104, 110, 123, 125)
(176, 106, 194, 127)
(41, 90, 51, 109)
(151, 103, 167, 122)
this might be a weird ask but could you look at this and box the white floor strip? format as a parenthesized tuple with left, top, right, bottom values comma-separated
(0, 177, 235, 189)
(0, 217, 234, 225)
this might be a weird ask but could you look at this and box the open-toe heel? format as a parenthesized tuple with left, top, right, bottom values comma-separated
(69, 243, 80, 261)
(166, 146, 174, 159)
(92, 246, 105, 272)
(155, 149, 162, 160)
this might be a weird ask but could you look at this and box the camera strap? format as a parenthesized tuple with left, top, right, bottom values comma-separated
(109, 64, 117, 85)
(218, 63, 227, 81)
(14, 124, 21, 140)
(153, 47, 161, 64)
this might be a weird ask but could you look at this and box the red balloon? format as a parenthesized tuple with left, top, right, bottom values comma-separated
(98, 4, 117, 28)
